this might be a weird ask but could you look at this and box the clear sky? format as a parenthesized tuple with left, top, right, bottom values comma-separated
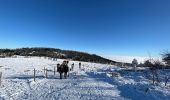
(0, 0, 170, 57)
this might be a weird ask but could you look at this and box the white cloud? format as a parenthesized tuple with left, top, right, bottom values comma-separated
(102, 55, 162, 63)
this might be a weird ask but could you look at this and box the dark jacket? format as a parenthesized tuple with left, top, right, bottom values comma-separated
(58, 64, 69, 73)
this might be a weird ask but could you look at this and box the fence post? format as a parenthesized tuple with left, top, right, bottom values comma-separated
(112, 72, 114, 77)
(54, 66, 56, 75)
(34, 69, 36, 82)
(44, 67, 45, 75)
(46, 68, 48, 78)
(0, 72, 2, 86)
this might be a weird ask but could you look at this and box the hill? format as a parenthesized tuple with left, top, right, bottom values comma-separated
(0, 47, 116, 64)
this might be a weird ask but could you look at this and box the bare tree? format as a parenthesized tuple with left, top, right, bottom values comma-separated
(162, 51, 170, 66)
(165, 76, 170, 86)
(144, 59, 163, 85)
(161, 51, 170, 86)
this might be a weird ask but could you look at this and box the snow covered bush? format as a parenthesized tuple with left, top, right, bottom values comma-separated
(143, 60, 164, 85)
(132, 58, 138, 71)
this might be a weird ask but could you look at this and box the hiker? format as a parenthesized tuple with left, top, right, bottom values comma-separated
(79, 62, 81, 69)
(71, 63, 74, 71)
(58, 61, 69, 79)
(57, 63, 60, 72)
(66, 60, 69, 65)
(63, 61, 69, 79)
(64, 64, 69, 79)
(58, 64, 63, 79)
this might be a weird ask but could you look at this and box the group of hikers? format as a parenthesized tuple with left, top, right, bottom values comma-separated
(57, 60, 81, 79)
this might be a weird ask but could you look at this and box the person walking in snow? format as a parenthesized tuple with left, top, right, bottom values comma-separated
(79, 62, 81, 69)
(63, 61, 69, 79)
(57, 63, 60, 72)
(71, 63, 74, 71)
(58, 61, 69, 79)
(63, 64, 69, 79)
(58, 63, 64, 79)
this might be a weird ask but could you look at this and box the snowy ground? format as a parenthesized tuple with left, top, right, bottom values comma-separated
(0, 57, 169, 100)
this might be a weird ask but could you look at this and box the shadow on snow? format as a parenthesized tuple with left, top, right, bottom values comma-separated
(5, 75, 60, 80)
(85, 70, 168, 100)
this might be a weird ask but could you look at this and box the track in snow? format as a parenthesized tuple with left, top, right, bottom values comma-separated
(11, 70, 125, 100)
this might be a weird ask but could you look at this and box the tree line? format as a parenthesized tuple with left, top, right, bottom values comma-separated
(0, 47, 116, 64)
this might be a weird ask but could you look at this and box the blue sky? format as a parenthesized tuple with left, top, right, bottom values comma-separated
(0, 0, 170, 57)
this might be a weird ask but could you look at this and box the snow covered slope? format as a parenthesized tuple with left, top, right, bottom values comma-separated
(0, 57, 169, 100)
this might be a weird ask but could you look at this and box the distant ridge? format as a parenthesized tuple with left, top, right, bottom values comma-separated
(0, 47, 116, 64)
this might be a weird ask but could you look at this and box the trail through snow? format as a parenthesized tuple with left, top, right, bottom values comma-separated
(0, 57, 125, 100)
(0, 57, 169, 100)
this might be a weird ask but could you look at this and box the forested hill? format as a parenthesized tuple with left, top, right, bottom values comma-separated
(0, 47, 116, 64)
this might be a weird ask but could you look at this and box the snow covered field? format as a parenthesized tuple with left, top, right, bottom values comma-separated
(0, 57, 169, 100)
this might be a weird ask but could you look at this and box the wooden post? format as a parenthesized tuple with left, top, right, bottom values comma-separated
(0, 72, 2, 86)
(54, 66, 56, 75)
(46, 68, 48, 78)
(44, 67, 45, 75)
(34, 69, 36, 82)
(112, 72, 114, 77)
